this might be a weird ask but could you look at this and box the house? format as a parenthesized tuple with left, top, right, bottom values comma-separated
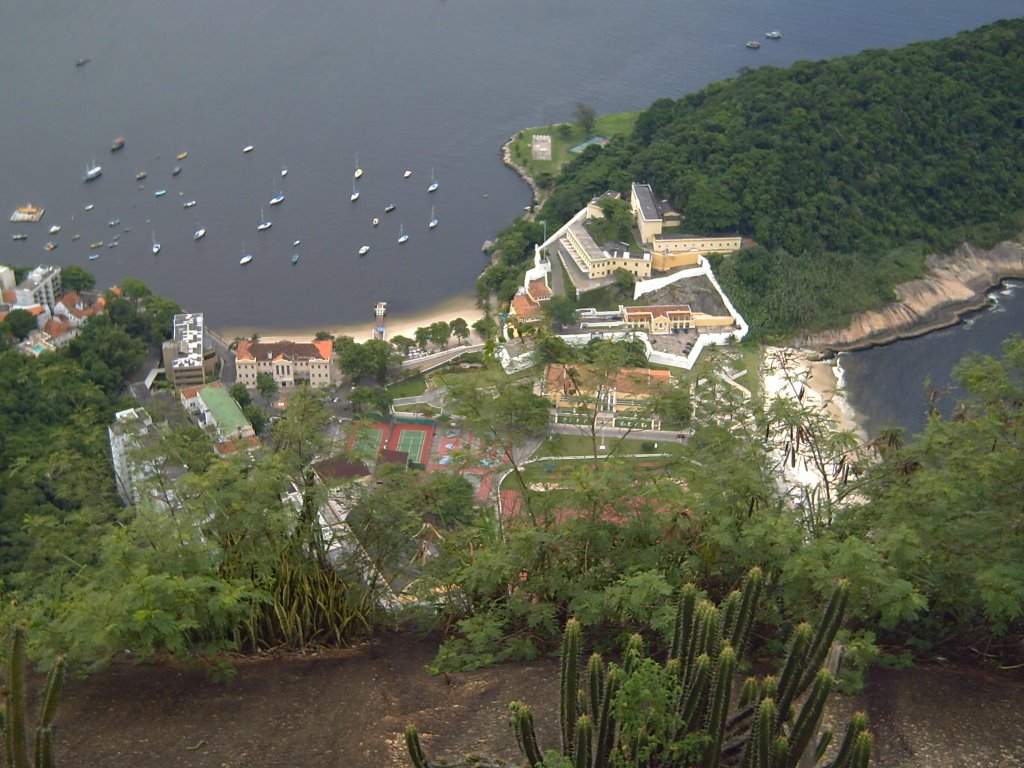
(53, 291, 105, 327)
(180, 382, 257, 454)
(630, 183, 741, 271)
(508, 278, 553, 323)
(539, 363, 671, 429)
(162, 313, 217, 390)
(235, 339, 335, 389)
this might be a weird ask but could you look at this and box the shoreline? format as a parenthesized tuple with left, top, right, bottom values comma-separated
(797, 239, 1024, 354)
(217, 293, 483, 345)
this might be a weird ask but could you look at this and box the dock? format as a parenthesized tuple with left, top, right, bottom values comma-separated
(10, 204, 44, 223)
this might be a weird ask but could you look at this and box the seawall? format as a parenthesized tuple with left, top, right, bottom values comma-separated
(796, 239, 1024, 353)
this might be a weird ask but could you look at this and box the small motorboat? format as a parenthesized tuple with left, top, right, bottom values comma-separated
(172, 166, 182, 176)
(108, 241, 118, 249)
(746, 40, 761, 49)
(292, 239, 301, 247)
(372, 217, 379, 227)
(75, 57, 90, 68)
(176, 151, 188, 161)
(151, 231, 161, 255)
(45, 242, 57, 251)
(398, 223, 408, 244)
(108, 219, 120, 227)
(240, 253, 253, 266)
(183, 200, 197, 208)
(12, 234, 27, 241)
(111, 136, 125, 151)
(403, 170, 412, 178)
(194, 226, 206, 241)
(48, 225, 61, 234)
(358, 245, 370, 256)
(384, 203, 396, 213)
(123, 226, 133, 232)
(281, 161, 288, 177)
(765, 31, 782, 39)
(291, 253, 300, 265)
(154, 189, 167, 197)
(88, 253, 99, 261)
(90, 241, 103, 249)
(112, 234, 120, 241)
(72, 234, 80, 241)
(84, 161, 102, 182)
(243, 145, 254, 153)
(84, 203, 94, 211)
(136, 171, 147, 181)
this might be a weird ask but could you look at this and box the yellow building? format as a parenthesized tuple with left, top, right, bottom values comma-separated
(235, 339, 334, 389)
(622, 304, 734, 333)
(540, 363, 671, 428)
(563, 221, 651, 280)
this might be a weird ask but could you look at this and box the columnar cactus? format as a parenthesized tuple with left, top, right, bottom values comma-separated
(2, 626, 65, 768)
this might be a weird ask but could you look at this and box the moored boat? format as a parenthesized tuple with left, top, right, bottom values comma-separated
(45, 242, 57, 251)
(429, 205, 438, 229)
(427, 167, 438, 193)
(88, 253, 99, 260)
(172, 166, 182, 176)
(84, 161, 102, 181)
(746, 40, 761, 49)
(372, 217, 380, 227)
(152, 230, 161, 255)
(291, 253, 300, 265)
(403, 170, 412, 178)
(136, 171, 147, 181)
(12, 233, 27, 241)
(183, 200, 196, 208)
(354, 153, 363, 179)
(765, 30, 782, 39)
(358, 245, 370, 256)
(398, 223, 408, 244)
(154, 189, 167, 197)
(176, 151, 188, 161)
(194, 226, 206, 241)
(84, 204, 94, 211)
(48, 225, 61, 234)
(240, 252, 253, 266)
(384, 203, 396, 213)
(257, 206, 272, 231)
(243, 145, 254, 154)
(10, 204, 44, 222)
(111, 136, 125, 151)
(351, 179, 360, 202)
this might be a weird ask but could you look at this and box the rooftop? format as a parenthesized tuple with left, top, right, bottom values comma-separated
(198, 384, 251, 436)
(632, 183, 661, 222)
(236, 339, 333, 362)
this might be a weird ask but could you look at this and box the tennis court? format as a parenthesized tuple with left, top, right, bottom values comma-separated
(388, 422, 433, 465)
(353, 425, 386, 455)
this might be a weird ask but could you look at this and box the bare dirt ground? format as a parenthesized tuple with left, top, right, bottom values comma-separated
(52, 634, 1024, 768)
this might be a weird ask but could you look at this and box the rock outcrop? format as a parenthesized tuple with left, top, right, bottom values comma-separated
(797, 239, 1024, 353)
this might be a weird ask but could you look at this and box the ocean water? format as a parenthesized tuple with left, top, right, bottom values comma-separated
(2, 0, 1016, 334)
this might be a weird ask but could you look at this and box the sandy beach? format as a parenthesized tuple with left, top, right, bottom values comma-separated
(217, 293, 484, 345)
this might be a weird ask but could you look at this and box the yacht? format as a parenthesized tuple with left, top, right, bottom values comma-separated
(243, 145, 254, 154)
(746, 40, 761, 49)
(183, 200, 197, 208)
(84, 160, 102, 182)
(48, 225, 61, 234)
(765, 31, 782, 39)
(12, 234, 27, 241)
(194, 226, 206, 241)
(257, 206, 272, 231)
(351, 180, 360, 202)
(403, 170, 412, 178)
(429, 205, 438, 229)
(398, 223, 408, 244)
(240, 245, 253, 265)
(427, 167, 438, 193)
(358, 245, 370, 256)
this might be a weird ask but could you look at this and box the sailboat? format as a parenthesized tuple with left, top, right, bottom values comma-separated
(281, 160, 288, 178)
(429, 205, 438, 229)
(427, 167, 438, 193)
(350, 179, 360, 202)
(270, 179, 285, 206)
(83, 159, 102, 182)
(257, 206, 272, 231)
(239, 244, 253, 265)
(398, 223, 409, 244)
(194, 223, 206, 240)
(151, 230, 161, 255)
(291, 253, 300, 265)
(354, 153, 363, 179)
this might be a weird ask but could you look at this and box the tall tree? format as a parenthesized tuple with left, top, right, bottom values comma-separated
(60, 264, 96, 292)
(574, 101, 597, 136)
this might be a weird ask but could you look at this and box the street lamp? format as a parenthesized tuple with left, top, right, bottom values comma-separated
(540, 220, 547, 244)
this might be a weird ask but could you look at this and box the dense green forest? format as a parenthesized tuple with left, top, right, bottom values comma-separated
(487, 19, 1024, 338)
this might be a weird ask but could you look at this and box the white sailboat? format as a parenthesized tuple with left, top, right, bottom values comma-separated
(84, 159, 102, 182)
(151, 230, 161, 255)
(257, 206, 272, 231)
(194, 223, 206, 241)
(351, 179, 360, 202)
(398, 223, 408, 244)
(239, 244, 253, 265)
(270, 179, 285, 206)
(354, 153, 363, 179)
(358, 245, 370, 256)
(281, 160, 288, 177)
(429, 205, 438, 229)
(427, 167, 438, 193)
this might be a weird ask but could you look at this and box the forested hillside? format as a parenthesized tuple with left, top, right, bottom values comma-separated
(531, 19, 1024, 337)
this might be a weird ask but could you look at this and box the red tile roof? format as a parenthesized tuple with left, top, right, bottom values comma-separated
(623, 304, 692, 321)
(236, 339, 332, 362)
(527, 279, 552, 301)
(510, 292, 541, 319)
(43, 317, 73, 338)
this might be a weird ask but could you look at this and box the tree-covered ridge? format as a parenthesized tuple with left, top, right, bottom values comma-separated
(536, 19, 1024, 337)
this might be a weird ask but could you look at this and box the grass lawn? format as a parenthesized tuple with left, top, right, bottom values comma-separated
(509, 111, 640, 180)
(387, 373, 427, 398)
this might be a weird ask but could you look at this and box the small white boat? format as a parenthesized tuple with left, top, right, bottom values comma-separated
(108, 219, 120, 227)
(429, 205, 438, 229)
(281, 161, 288, 178)
(351, 179, 360, 202)
(84, 204, 94, 211)
(240, 245, 253, 265)
(427, 167, 438, 193)
(194, 226, 206, 241)
(746, 40, 761, 49)
(291, 253, 300, 265)
(765, 30, 782, 39)
(243, 145, 254, 153)
(384, 203, 396, 213)
(72, 234, 80, 241)
(154, 189, 167, 197)
(136, 171, 147, 181)
(84, 160, 102, 182)
(354, 153, 362, 179)
(12, 233, 27, 241)
(152, 230, 161, 255)
(372, 217, 379, 227)
(270, 192, 285, 206)
(183, 200, 197, 208)
(88, 253, 99, 261)
(257, 206, 272, 231)
(403, 170, 412, 178)
(48, 225, 61, 234)
(398, 223, 408, 244)
(172, 166, 182, 177)
(293, 239, 301, 247)
(358, 245, 370, 256)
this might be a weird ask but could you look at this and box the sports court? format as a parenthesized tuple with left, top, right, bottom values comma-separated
(387, 420, 433, 466)
(352, 423, 387, 456)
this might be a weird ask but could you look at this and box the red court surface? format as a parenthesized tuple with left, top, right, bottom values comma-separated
(387, 422, 433, 465)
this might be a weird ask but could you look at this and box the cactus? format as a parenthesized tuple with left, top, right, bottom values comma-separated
(403, 573, 870, 768)
(2, 626, 65, 768)
(405, 726, 429, 768)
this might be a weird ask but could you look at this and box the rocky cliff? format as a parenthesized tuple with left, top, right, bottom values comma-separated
(797, 239, 1024, 353)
